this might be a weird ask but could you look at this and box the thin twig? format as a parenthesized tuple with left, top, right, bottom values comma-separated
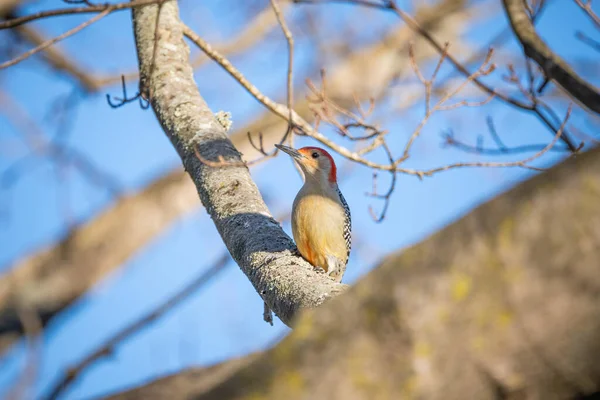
(0, 0, 165, 30)
(182, 24, 573, 178)
(295, 0, 580, 151)
(573, 0, 600, 28)
(399, 46, 496, 163)
(0, 9, 111, 70)
(366, 142, 396, 222)
(270, 0, 295, 141)
(106, 76, 150, 109)
(442, 131, 569, 155)
(425, 104, 574, 175)
(269, 0, 303, 177)
(305, 71, 386, 141)
(296, 0, 531, 109)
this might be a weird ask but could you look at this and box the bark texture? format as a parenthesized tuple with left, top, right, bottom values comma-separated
(132, 0, 346, 325)
(0, 0, 472, 352)
(502, 0, 600, 114)
(105, 146, 600, 399)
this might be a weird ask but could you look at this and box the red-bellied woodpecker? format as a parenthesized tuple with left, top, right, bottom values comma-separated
(275, 144, 351, 282)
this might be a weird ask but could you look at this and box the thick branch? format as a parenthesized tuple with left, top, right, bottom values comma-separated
(105, 144, 600, 400)
(0, 0, 470, 353)
(131, 0, 345, 325)
(502, 0, 600, 114)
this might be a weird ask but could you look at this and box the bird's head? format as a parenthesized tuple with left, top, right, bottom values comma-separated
(275, 144, 337, 185)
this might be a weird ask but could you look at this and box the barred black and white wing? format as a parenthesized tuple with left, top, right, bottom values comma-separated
(336, 187, 352, 264)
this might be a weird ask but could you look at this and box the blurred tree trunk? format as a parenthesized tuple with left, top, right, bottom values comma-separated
(105, 145, 600, 400)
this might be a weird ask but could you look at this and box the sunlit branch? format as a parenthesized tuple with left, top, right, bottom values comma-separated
(182, 25, 573, 182)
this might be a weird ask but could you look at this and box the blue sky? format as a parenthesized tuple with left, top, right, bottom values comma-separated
(0, 0, 598, 398)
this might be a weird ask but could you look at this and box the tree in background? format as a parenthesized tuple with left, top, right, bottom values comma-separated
(0, 0, 598, 398)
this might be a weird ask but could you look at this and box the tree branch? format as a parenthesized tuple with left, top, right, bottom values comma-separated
(573, 0, 600, 29)
(0, 8, 111, 70)
(183, 26, 569, 177)
(131, 0, 345, 326)
(0, 0, 164, 30)
(502, 0, 600, 114)
(0, 0, 471, 353)
(296, 0, 581, 151)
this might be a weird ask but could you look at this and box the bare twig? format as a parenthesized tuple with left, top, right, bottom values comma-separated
(442, 131, 569, 156)
(296, 0, 532, 109)
(0, 0, 165, 30)
(63, 0, 96, 6)
(183, 25, 574, 178)
(501, 62, 582, 153)
(270, 0, 295, 144)
(0, 9, 111, 69)
(503, 0, 600, 114)
(3, 1, 283, 92)
(366, 142, 396, 222)
(305, 71, 386, 142)
(11, 23, 102, 92)
(573, 0, 600, 28)
(295, 0, 581, 151)
(106, 75, 150, 109)
(424, 104, 574, 175)
(400, 45, 496, 163)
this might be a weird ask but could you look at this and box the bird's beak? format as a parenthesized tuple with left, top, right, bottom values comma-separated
(275, 144, 305, 161)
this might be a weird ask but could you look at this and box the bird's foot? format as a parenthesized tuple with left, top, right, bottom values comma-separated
(326, 256, 338, 277)
(313, 266, 326, 274)
(290, 247, 302, 258)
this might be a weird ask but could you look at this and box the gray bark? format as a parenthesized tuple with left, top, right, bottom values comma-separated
(131, 0, 345, 325)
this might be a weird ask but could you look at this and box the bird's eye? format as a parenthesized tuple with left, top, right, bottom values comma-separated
(311, 152, 319, 159)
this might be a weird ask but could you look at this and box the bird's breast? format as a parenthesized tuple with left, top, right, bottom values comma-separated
(291, 193, 348, 271)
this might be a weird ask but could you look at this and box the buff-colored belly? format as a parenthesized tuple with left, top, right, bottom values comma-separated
(292, 193, 347, 271)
